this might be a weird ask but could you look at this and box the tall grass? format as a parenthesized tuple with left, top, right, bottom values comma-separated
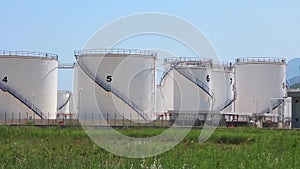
(0, 126, 299, 168)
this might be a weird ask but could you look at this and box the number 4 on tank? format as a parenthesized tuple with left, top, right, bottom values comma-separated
(2, 76, 8, 83)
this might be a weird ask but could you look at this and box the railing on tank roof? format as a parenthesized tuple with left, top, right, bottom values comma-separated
(164, 57, 212, 64)
(235, 57, 286, 64)
(211, 61, 234, 70)
(164, 57, 234, 70)
(0, 50, 58, 59)
(74, 49, 157, 57)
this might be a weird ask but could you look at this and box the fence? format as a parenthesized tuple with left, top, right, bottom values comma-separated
(0, 112, 172, 127)
(0, 112, 289, 128)
(0, 112, 222, 127)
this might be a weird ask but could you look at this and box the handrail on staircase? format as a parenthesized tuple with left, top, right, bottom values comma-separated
(173, 65, 215, 98)
(75, 56, 149, 120)
(0, 82, 47, 119)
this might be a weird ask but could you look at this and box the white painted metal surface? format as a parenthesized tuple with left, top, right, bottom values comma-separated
(73, 49, 156, 121)
(235, 57, 286, 114)
(57, 90, 72, 115)
(211, 62, 235, 112)
(0, 50, 58, 119)
(161, 57, 214, 113)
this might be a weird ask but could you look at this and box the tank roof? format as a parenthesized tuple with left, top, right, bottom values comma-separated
(0, 50, 58, 60)
(74, 48, 157, 57)
(235, 57, 286, 64)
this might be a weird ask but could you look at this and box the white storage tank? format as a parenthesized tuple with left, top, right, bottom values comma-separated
(57, 90, 72, 119)
(211, 62, 235, 112)
(160, 57, 214, 113)
(235, 57, 286, 114)
(73, 49, 156, 121)
(0, 50, 58, 119)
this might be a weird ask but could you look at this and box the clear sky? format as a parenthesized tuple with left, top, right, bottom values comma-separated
(0, 1, 299, 90)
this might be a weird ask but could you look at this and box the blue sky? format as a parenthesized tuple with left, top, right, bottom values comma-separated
(0, 1, 299, 90)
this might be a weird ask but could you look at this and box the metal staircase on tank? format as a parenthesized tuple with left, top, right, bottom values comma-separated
(75, 56, 150, 120)
(0, 82, 47, 119)
(159, 61, 181, 85)
(214, 88, 237, 112)
(160, 61, 238, 112)
(255, 100, 284, 116)
(173, 64, 215, 98)
(159, 61, 215, 98)
(57, 91, 72, 111)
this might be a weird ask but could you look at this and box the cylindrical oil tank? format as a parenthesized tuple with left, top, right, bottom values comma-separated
(235, 57, 286, 114)
(73, 49, 156, 121)
(161, 57, 214, 113)
(57, 90, 72, 119)
(0, 50, 58, 119)
(211, 62, 235, 112)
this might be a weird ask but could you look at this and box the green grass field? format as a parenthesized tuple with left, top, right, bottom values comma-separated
(0, 126, 299, 169)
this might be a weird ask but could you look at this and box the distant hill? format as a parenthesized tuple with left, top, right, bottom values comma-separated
(288, 76, 300, 86)
(287, 58, 300, 88)
(290, 83, 300, 89)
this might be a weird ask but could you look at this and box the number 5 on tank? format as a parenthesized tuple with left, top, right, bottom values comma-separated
(106, 75, 112, 82)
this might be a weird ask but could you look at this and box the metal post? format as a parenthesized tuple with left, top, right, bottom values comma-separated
(11, 112, 13, 125)
(77, 88, 83, 126)
(122, 113, 124, 127)
(194, 114, 196, 126)
(114, 112, 116, 126)
(186, 115, 188, 126)
(70, 113, 72, 126)
(33, 112, 35, 125)
(26, 112, 28, 125)
(84, 112, 86, 125)
(92, 112, 94, 124)
(5, 112, 6, 125)
(19, 112, 21, 126)
(78, 88, 83, 115)
(99, 113, 101, 126)
(74, 112, 80, 125)
(256, 98, 258, 115)
(130, 113, 132, 126)
(107, 112, 109, 126)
